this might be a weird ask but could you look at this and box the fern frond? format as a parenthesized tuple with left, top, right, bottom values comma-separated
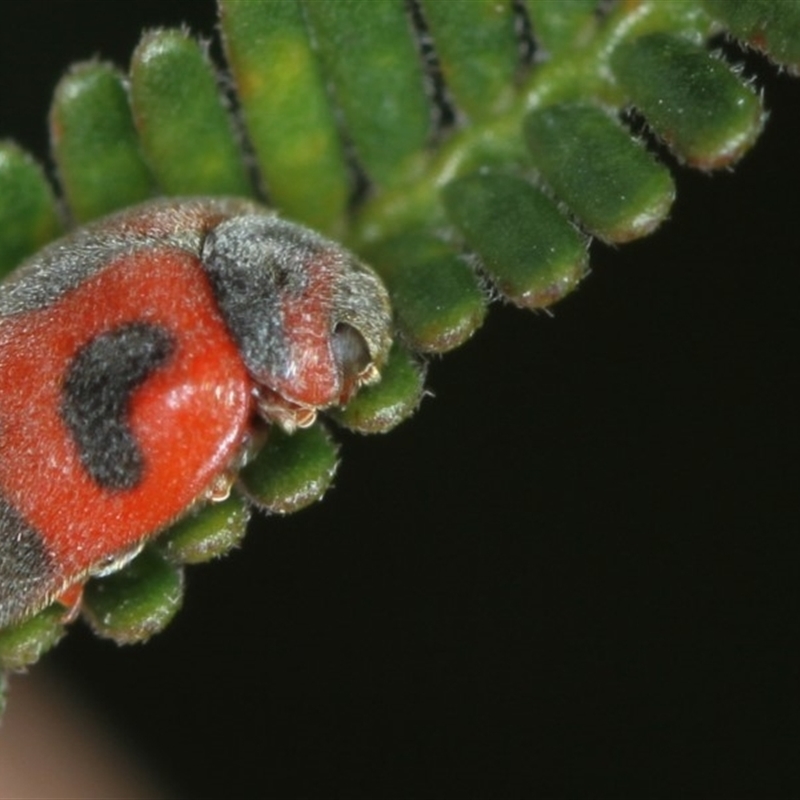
(0, 0, 797, 679)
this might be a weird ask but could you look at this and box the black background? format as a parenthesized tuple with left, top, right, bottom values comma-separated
(2, 2, 799, 797)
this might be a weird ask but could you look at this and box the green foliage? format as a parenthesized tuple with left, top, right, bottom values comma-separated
(327, 343, 426, 433)
(1, 0, 798, 679)
(130, 29, 252, 197)
(701, 0, 800, 71)
(302, 0, 432, 189)
(0, 143, 61, 277)
(417, 0, 518, 120)
(361, 230, 487, 352)
(50, 63, 155, 221)
(81, 548, 184, 645)
(611, 32, 764, 168)
(524, 103, 675, 244)
(442, 173, 588, 308)
(220, 0, 350, 232)
(0, 605, 66, 672)
(239, 425, 340, 514)
(157, 493, 252, 565)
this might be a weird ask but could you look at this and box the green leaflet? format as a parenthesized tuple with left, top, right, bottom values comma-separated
(130, 29, 252, 197)
(220, 0, 350, 233)
(0, 143, 62, 277)
(611, 32, 764, 169)
(239, 425, 340, 515)
(51, 62, 154, 222)
(443, 173, 588, 309)
(302, 0, 431, 190)
(81, 548, 185, 645)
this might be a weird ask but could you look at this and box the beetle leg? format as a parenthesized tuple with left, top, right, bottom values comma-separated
(56, 582, 85, 622)
(253, 386, 317, 433)
(205, 471, 235, 503)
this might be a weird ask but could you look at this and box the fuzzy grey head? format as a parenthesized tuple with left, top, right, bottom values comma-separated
(201, 213, 392, 408)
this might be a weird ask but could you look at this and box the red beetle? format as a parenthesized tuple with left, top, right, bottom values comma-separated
(0, 197, 392, 630)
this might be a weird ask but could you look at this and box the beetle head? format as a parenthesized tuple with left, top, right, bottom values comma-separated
(201, 213, 392, 427)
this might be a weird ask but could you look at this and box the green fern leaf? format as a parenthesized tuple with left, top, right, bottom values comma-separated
(0, 0, 797, 687)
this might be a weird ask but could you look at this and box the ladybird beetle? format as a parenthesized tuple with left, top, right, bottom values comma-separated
(0, 197, 392, 630)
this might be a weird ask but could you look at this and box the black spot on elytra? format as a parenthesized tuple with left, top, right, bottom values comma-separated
(61, 322, 174, 491)
(0, 493, 53, 628)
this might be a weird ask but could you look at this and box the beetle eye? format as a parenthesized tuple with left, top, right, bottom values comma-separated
(332, 322, 372, 400)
